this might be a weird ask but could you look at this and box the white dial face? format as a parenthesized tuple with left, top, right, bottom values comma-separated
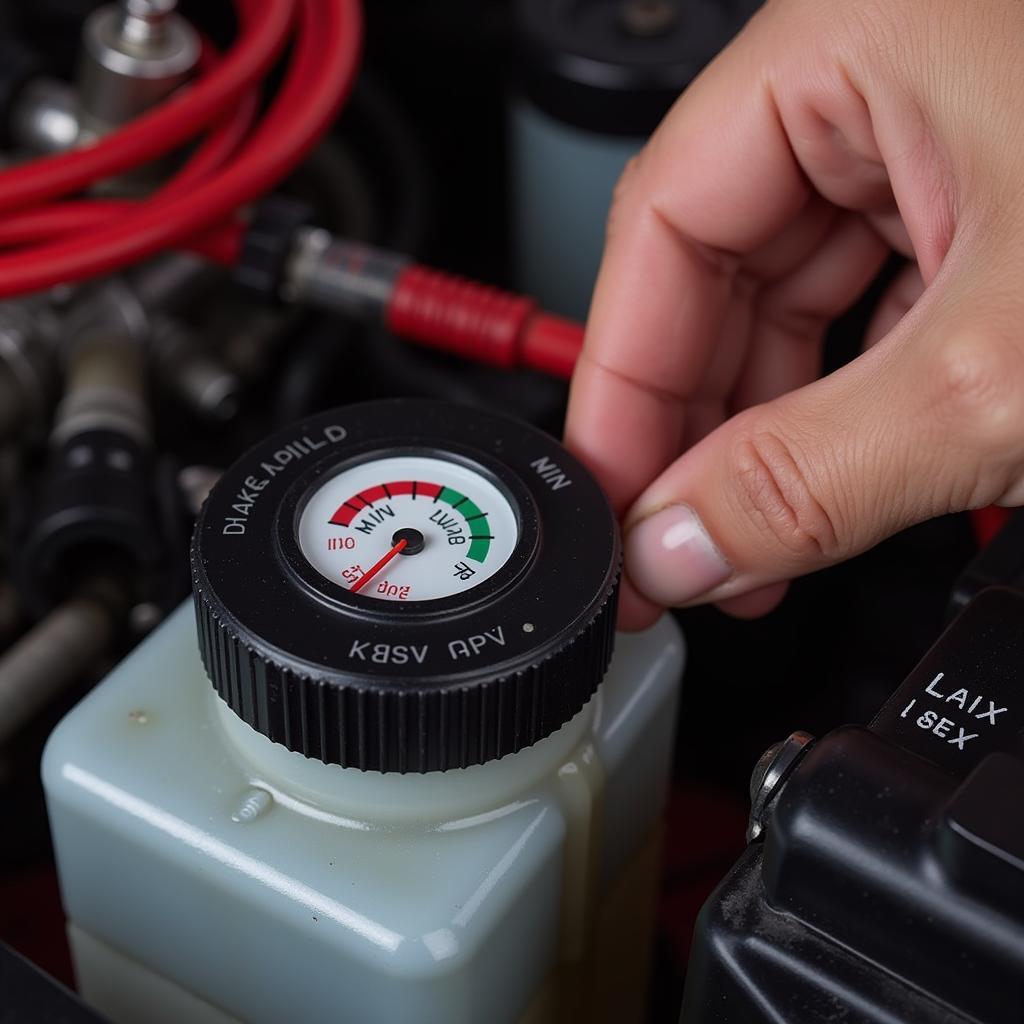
(297, 454, 519, 602)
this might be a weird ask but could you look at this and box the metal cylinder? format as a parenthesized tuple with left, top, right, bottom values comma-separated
(75, 0, 199, 139)
(285, 228, 409, 318)
(53, 329, 150, 448)
(53, 278, 153, 448)
(0, 591, 117, 747)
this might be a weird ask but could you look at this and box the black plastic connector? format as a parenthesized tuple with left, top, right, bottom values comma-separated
(233, 195, 314, 300)
(12, 430, 162, 618)
(11, 429, 191, 624)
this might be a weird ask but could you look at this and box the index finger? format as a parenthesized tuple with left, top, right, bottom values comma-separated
(565, 22, 810, 513)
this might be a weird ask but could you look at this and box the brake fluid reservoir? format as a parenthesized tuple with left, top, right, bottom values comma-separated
(43, 400, 684, 1024)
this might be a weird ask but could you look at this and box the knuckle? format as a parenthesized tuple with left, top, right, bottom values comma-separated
(729, 426, 842, 560)
(930, 330, 1024, 450)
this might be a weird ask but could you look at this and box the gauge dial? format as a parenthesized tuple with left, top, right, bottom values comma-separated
(298, 455, 518, 602)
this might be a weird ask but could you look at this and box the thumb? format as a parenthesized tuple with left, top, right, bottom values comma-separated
(622, 288, 1024, 611)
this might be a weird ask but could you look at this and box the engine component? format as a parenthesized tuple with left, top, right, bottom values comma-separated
(0, 577, 126, 748)
(13, 0, 201, 160)
(235, 199, 587, 379)
(682, 586, 1024, 1024)
(76, 0, 200, 143)
(511, 0, 762, 318)
(10, 267, 198, 621)
(0, 0, 363, 297)
(150, 316, 241, 422)
(0, 298, 60, 443)
(13, 326, 159, 619)
(43, 400, 684, 1024)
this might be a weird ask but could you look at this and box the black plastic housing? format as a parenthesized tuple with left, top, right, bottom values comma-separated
(682, 588, 1024, 1023)
(13, 429, 165, 617)
(234, 195, 313, 300)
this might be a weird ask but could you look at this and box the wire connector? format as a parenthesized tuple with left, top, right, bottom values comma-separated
(234, 196, 315, 300)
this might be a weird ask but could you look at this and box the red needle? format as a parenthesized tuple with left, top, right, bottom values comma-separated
(349, 538, 408, 594)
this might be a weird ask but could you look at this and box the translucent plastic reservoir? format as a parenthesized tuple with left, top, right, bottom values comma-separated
(43, 602, 684, 1023)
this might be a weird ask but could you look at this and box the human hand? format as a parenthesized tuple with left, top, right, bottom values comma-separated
(566, 0, 1024, 628)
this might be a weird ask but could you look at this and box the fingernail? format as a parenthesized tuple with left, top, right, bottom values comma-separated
(625, 505, 732, 606)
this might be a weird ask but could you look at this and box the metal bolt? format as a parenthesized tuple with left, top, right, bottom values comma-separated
(77, 0, 199, 146)
(121, 0, 178, 48)
(746, 730, 814, 843)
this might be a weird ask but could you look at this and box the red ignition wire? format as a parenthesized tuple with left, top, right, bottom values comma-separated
(0, 62, 262, 253)
(386, 265, 585, 380)
(0, 0, 585, 387)
(0, 0, 292, 215)
(0, 0, 361, 292)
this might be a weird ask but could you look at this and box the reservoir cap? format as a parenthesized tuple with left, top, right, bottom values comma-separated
(191, 400, 620, 772)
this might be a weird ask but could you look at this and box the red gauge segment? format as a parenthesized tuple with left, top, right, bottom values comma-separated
(329, 480, 442, 526)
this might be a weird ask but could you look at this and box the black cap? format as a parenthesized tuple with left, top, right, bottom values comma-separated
(515, 0, 763, 135)
(191, 400, 620, 773)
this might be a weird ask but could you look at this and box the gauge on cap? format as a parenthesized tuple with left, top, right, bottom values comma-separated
(191, 399, 620, 772)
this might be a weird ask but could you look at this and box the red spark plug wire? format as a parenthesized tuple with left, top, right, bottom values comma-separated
(0, 0, 584, 387)
(0, 0, 362, 296)
(0, 0, 288, 212)
(386, 265, 585, 379)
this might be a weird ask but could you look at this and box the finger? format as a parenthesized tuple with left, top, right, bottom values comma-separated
(732, 211, 890, 410)
(620, 267, 1024, 608)
(866, 204, 914, 258)
(683, 398, 727, 450)
(683, 199, 843, 448)
(566, 10, 905, 511)
(567, 355, 686, 517)
(566, 21, 816, 512)
(680, 277, 757, 449)
(864, 262, 924, 348)
(616, 576, 662, 632)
